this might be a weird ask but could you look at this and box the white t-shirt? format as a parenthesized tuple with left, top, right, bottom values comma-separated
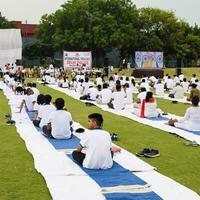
(140, 82, 150, 91)
(38, 104, 56, 128)
(137, 91, 147, 103)
(125, 88, 133, 104)
(31, 87, 40, 99)
(24, 95, 36, 111)
(80, 129, 113, 169)
(111, 91, 125, 110)
(181, 81, 189, 93)
(48, 110, 72, 139)
(171, 85, 184, 99)
(88, 87, 98, 100)
(82, 82, 90, 95)
(96, 77, 103, 86)
(166, 79, 173, 89)
(99, 88, 112, 104)
(154, 83, 164, 96)
(175, 106, 200, 131)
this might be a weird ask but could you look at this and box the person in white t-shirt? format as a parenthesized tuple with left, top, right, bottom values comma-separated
(88, 85, 98, 101)
(169, 83, 184, 99)
(18, 88, 36, 112)
(168, 96, 200, 131)
(190, 74, 197, 84)
(43, 98, 73, 139)
(33, 94, 45, 126)
(82, 77, 90, 95)
(96, 75, 103, 86)
(72, 113, 113, 169)
(181, 78, 189, 93)
(140, 79, 150, 91)
(135, 87, 147, 106)
(97, 83, 112, 104)
(124, 83, 133, 105)
(179, 73, 184, 82)
(38, 95, 56, 128)
(166, 76, 173, 90)
(113, 73, 119, 82)
(154, 79, 164, 96)
(108, 84, 125, 110)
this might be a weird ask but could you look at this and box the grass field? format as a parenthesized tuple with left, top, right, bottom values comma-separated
(1, 67, 200, 199)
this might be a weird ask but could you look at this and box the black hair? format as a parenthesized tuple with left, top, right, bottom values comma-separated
(146, 91, 153, 102)
(88, 113, 103, 127)
(192, 96, 199, 106)
(109, 76, 114, 81)
(192, 83, 197, 88)
(97, 85, 102, 91)
(44, 94, 52, 104)
(140, 87, 146, 92)
(103, 83, 108, 89)
(116, 84, 121, 91)
(55, 98, 65, 110)
(27, 82, 32, 87)
(37, 94, 45, 105)
(116, 80, 121, 85)
(32, 83, 36, 88)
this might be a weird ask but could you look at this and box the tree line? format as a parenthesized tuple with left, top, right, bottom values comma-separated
(1, 0, 200, 66)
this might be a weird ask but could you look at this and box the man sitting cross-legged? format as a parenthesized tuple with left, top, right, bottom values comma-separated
(42, 98, 73, 139)
(72, 113, 114, 169)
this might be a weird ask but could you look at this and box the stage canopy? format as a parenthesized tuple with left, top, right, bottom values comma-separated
(0, 29, 22, 69)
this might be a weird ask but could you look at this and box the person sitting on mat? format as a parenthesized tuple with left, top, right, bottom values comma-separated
(18, 88, 36, 113)
(42, 98, 73, 139)
(168, 96, 200, 131)
(133, 91, 162, 118)
(72, 113, 114, 169)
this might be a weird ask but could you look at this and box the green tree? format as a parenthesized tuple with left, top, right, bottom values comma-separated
(0, 14, 14, 28)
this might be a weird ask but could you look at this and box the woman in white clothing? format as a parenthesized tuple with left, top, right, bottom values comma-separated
(133, 92, 161, 118)
(169, 96, 200, 131)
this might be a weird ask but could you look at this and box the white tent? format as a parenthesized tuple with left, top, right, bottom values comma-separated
(0, 29, 22, 69)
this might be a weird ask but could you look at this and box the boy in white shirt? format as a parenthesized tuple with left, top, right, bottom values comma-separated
(38, 95, 56, 128)
(43, 98, 73, 139)
(97, 83, 112, 104)
(72, 113, 113, 169)
(154, 79, 164, 96)
(108, 84, 125, 110)
(18, 88, 36, 112)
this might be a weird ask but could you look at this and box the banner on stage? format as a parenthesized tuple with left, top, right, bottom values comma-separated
(63, 51, 92, 69)
(135, 51, 163, 69)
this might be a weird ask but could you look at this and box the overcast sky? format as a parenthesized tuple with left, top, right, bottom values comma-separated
(0, 0, 199, 26)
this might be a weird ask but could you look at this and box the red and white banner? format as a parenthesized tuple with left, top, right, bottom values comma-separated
(63, 51, 92, 69)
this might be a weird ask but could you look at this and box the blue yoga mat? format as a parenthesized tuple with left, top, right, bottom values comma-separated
(27, 111, 80, 149)
(105, 192, 162, 200)
(27, 111, 35, 120)
(67, 154, 162, 200)
(48, 135, 80, 149)
(67, 154, 146, 187)
(149, 116, 168, 121)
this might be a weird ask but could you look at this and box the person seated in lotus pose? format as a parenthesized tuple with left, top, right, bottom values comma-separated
(72, 113, 114, 169)
(168, 96, 200, 131)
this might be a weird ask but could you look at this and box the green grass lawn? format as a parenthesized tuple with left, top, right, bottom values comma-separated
(1, 67, 200, 198)
(36, 83, 200, 195)
(0, 90, 51, 200)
